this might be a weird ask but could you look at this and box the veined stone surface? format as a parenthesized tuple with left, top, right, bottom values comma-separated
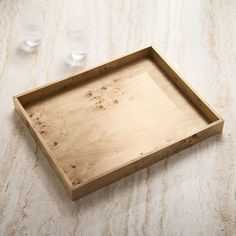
(0, 0, 235, 235)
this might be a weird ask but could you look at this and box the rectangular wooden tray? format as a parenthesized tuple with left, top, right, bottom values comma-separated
(13, 46, 224, 200)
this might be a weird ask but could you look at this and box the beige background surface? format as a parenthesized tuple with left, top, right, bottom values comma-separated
(0, 0, 235, 235)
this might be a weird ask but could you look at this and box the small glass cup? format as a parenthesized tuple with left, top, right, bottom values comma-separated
(65, 14, 87, 68)
(19, 1, 43, 52)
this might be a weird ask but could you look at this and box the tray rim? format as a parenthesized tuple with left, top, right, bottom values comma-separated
(13, 46, 224, 200)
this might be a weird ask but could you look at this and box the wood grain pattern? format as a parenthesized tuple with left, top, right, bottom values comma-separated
(0, 0, 235, 235)
(14, 48, 223, 200)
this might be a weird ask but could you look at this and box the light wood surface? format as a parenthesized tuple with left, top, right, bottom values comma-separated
(0, 0, 235, 235)
(14, 48, 223, 200)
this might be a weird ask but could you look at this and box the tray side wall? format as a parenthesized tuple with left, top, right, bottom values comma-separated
(150, 47, 223, 123)
(17, 47, 152, 105)
(13, 97, 74, 198)
(72, 120, 223, 200)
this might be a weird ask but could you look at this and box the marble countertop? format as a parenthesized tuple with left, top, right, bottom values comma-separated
(0, 0, 235, 235)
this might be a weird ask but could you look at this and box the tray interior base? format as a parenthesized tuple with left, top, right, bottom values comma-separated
(25, 57, 209, 186)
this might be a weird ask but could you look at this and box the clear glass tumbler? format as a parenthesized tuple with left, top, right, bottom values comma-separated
(19, 1, 43, 52)
(65, 14, 87, 68)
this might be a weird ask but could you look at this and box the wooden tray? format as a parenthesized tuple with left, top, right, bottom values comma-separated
(13, 47, 224, 200)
